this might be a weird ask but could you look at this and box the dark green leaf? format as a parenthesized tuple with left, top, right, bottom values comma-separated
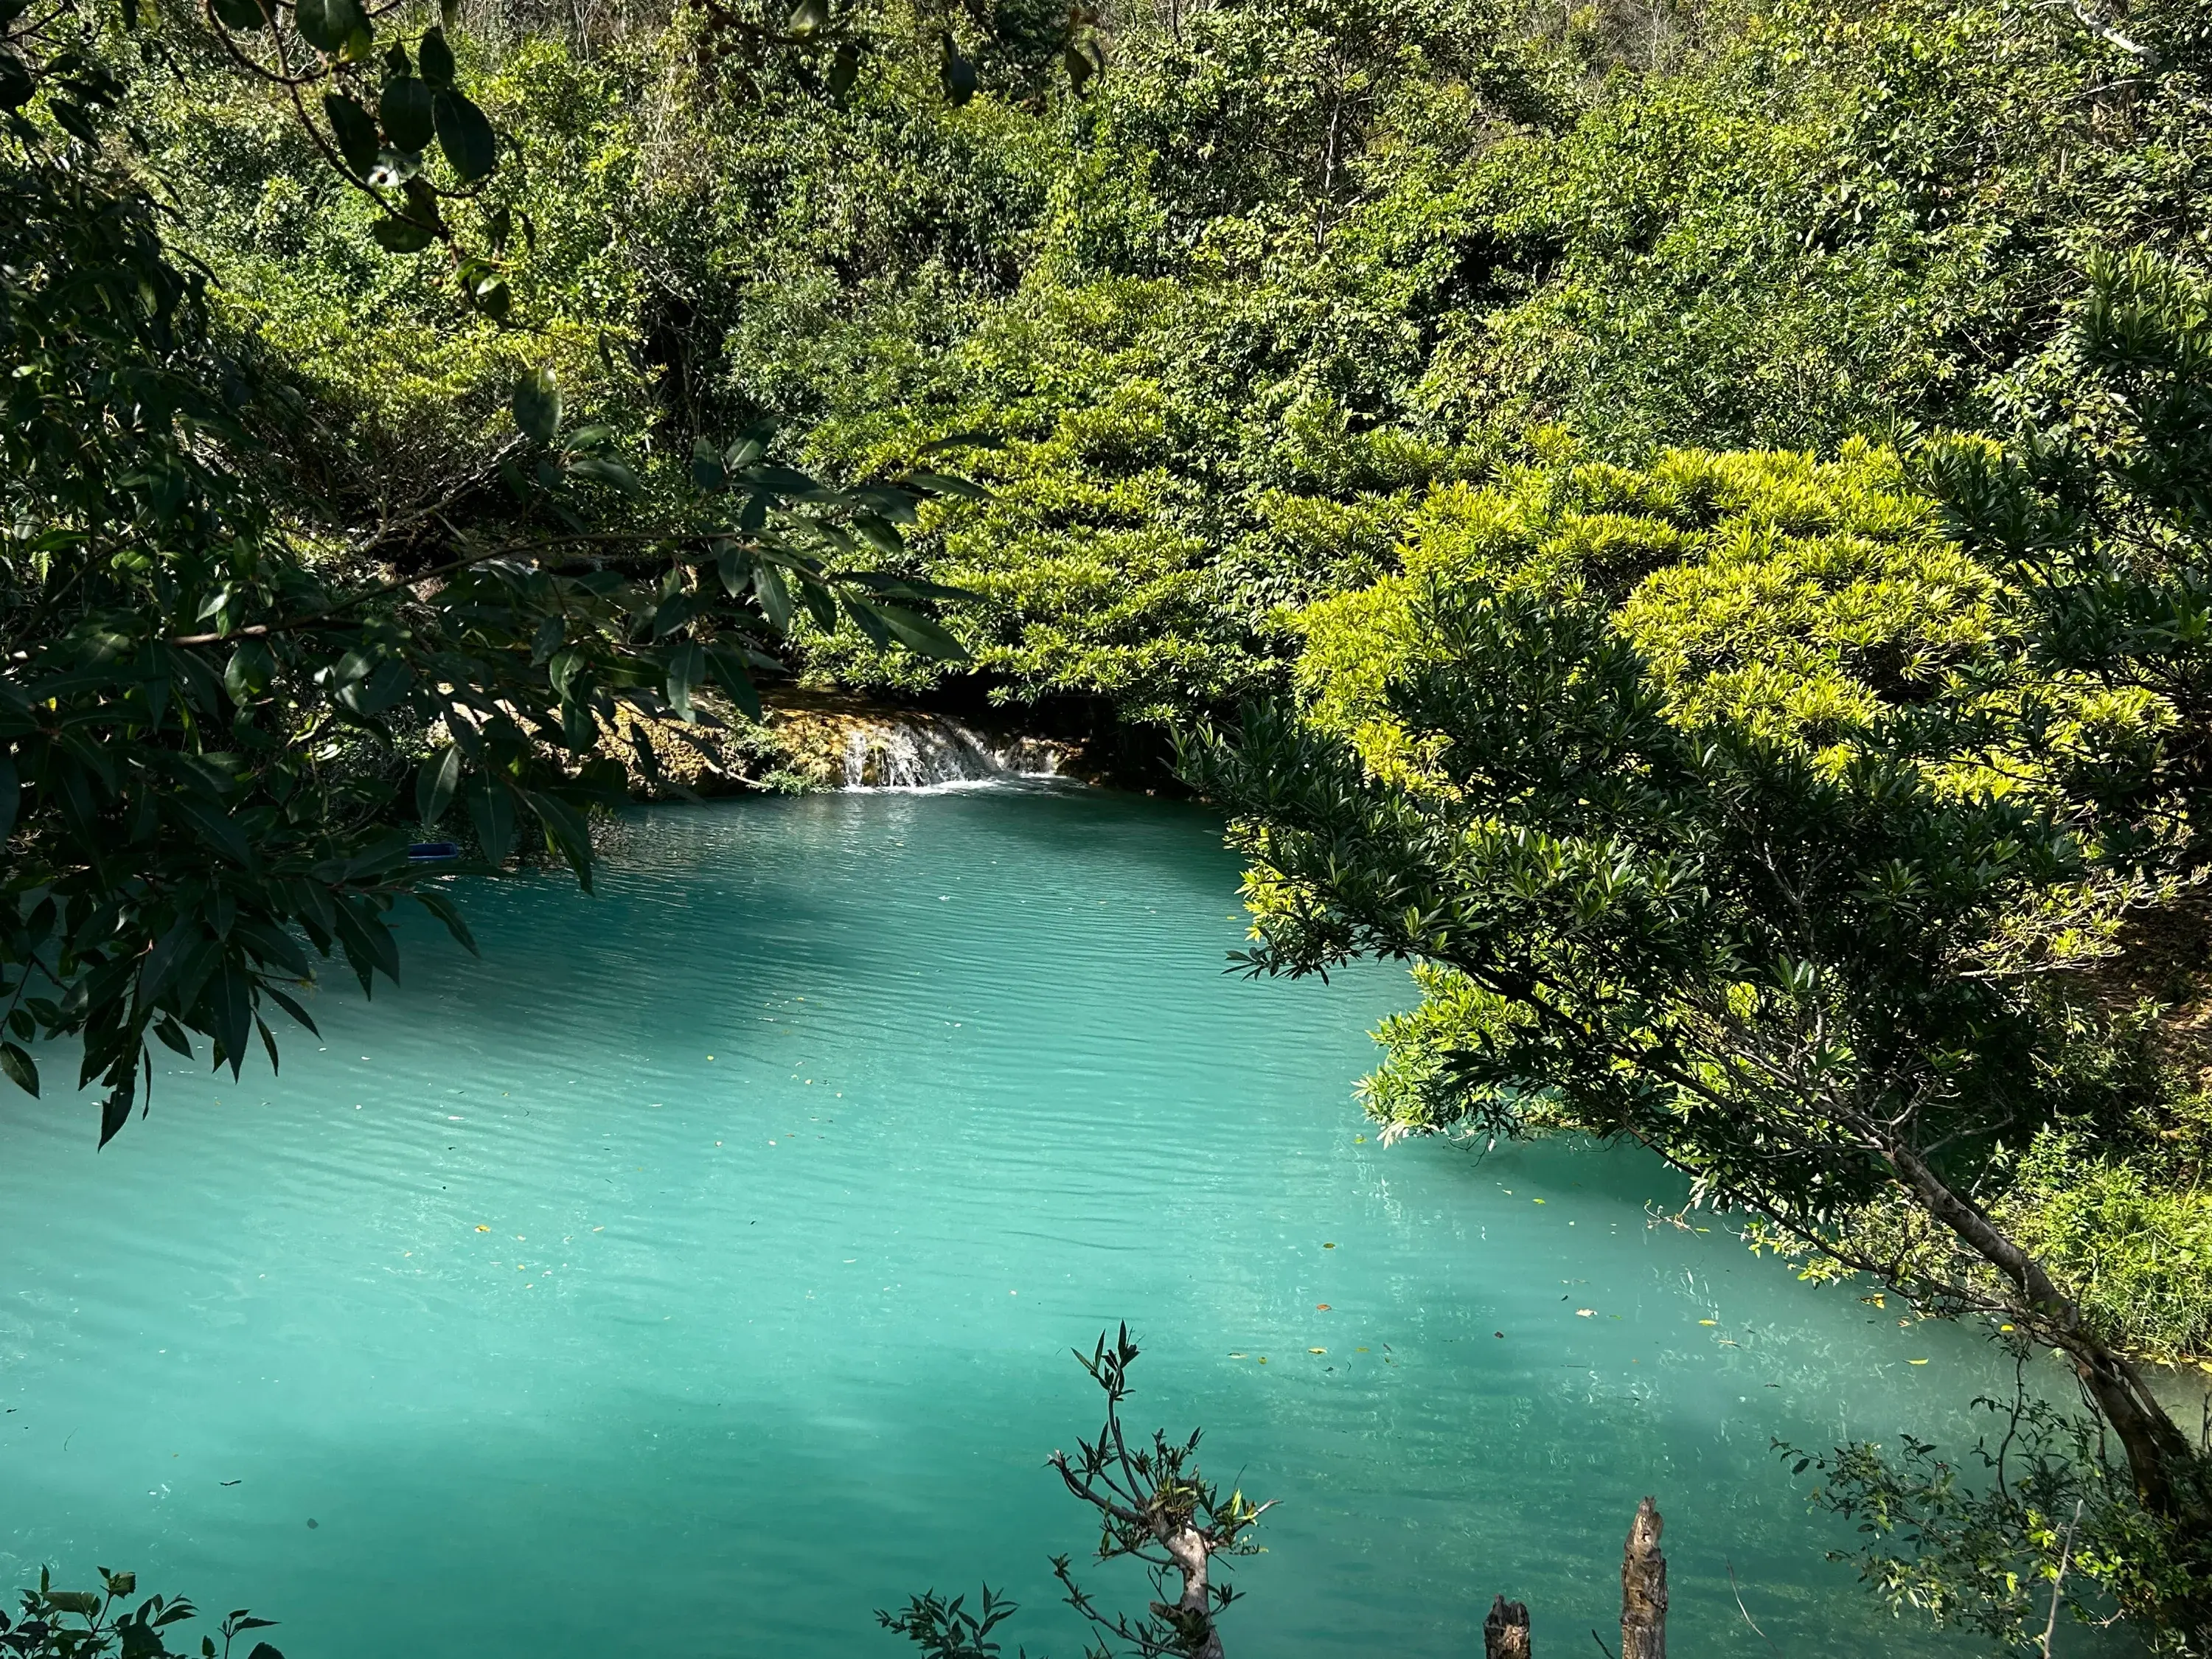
(902, 470, 991, 501)
(918, 430, 1003, 455)
(872, 603, 971, 661)
(1065, 37, 1100, 93)
(524, 791, 594, 888)
(754, 563, 793, 633)
(666, 642, 705, 721)
(418, 25, 455, 87)
(328, 900, 399, 991)
(232, 919, 313, 979)
(513, 366, 561, 445)
(852, 511, 904, 555)
(0, 49, 33, 108)
(431, 88, 496, 181)
(173, 796, 254, 866)
(416, 745, 462, 824)
(139, 916, 206, 1006)
(939, 32, 977, 105)
(211, 961, 251, 1077)
(566, 454, 639, 494)
(295, 0, 368, 55)
(690, 436, 727, 491)
(467, 776, 517, 865)
(0, 1041, 37, 1097)
(705, 647, 762, 720)
(844, 594, 892, 648)
(370, 215, 437, 254)
(263, 984, 320, 1037)
(98, 1084, 134, 1148)
(414, 888, 479, 955)
(322, 91, 380, 175)
(209, 0, 269, 29)
(379, 75, 434, 153)
(50, 100, 99, 144)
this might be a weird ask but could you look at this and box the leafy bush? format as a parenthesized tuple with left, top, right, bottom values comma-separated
(2, 1569, 280, 1659)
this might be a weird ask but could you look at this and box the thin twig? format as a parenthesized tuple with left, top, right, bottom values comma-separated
(1726, 1559, 1783, 1657)
(2042, 1499, 2084, 1658)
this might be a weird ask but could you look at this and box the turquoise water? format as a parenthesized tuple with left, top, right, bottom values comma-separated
(2, 787, 2007, 1657)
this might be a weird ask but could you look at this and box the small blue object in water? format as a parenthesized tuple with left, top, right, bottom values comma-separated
(406, 841, 461, 862)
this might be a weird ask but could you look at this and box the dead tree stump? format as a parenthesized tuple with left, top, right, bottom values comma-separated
(1483, 1594, 1531, 1659)
(1620, 1497, 1666, 1659)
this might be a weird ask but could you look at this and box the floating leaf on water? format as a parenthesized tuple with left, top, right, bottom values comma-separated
(1308, 1347, 1326, 1354)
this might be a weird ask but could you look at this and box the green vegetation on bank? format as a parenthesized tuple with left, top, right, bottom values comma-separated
(9, 0, 2212, 1644)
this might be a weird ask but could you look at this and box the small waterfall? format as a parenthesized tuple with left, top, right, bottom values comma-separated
(837, 713, 1068, 789)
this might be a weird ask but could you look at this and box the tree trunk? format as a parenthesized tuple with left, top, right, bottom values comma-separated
(1155, 1522, 1224, 1659)
(1621, 1498, 1666, 1659)
(1484, 1594, 1531, 1659)
(1882, 1139, 2208, 1526)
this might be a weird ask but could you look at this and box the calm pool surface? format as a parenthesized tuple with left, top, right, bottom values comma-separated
(4, 787, 2004, 1656)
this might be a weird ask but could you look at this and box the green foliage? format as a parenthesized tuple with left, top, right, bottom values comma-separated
(1189, 247, 2212, 1635)
(882, 1329, 1271, 1659)
(2, 1568, 280, 1659)
(0, 4, 972, 1142)
(15, 0, 2212, 1635)
(1996, 1125, 2212, 1368)
(1790, 1394, 2212, 1654)
(878, 1587, 1025, 1659)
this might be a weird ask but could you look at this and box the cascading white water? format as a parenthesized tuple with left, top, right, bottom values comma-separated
(838, 713, 1066, 788)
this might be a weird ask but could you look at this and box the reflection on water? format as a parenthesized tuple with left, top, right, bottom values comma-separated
(2, 788, 2003, 1656)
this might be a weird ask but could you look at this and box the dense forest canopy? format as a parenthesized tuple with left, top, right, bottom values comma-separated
(7, 0, 2212, 1644)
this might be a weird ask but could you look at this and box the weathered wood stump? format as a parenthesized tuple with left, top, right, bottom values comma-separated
(1620, 1496, 1667, 1659)
(1483, 1593, 1531, 1658)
